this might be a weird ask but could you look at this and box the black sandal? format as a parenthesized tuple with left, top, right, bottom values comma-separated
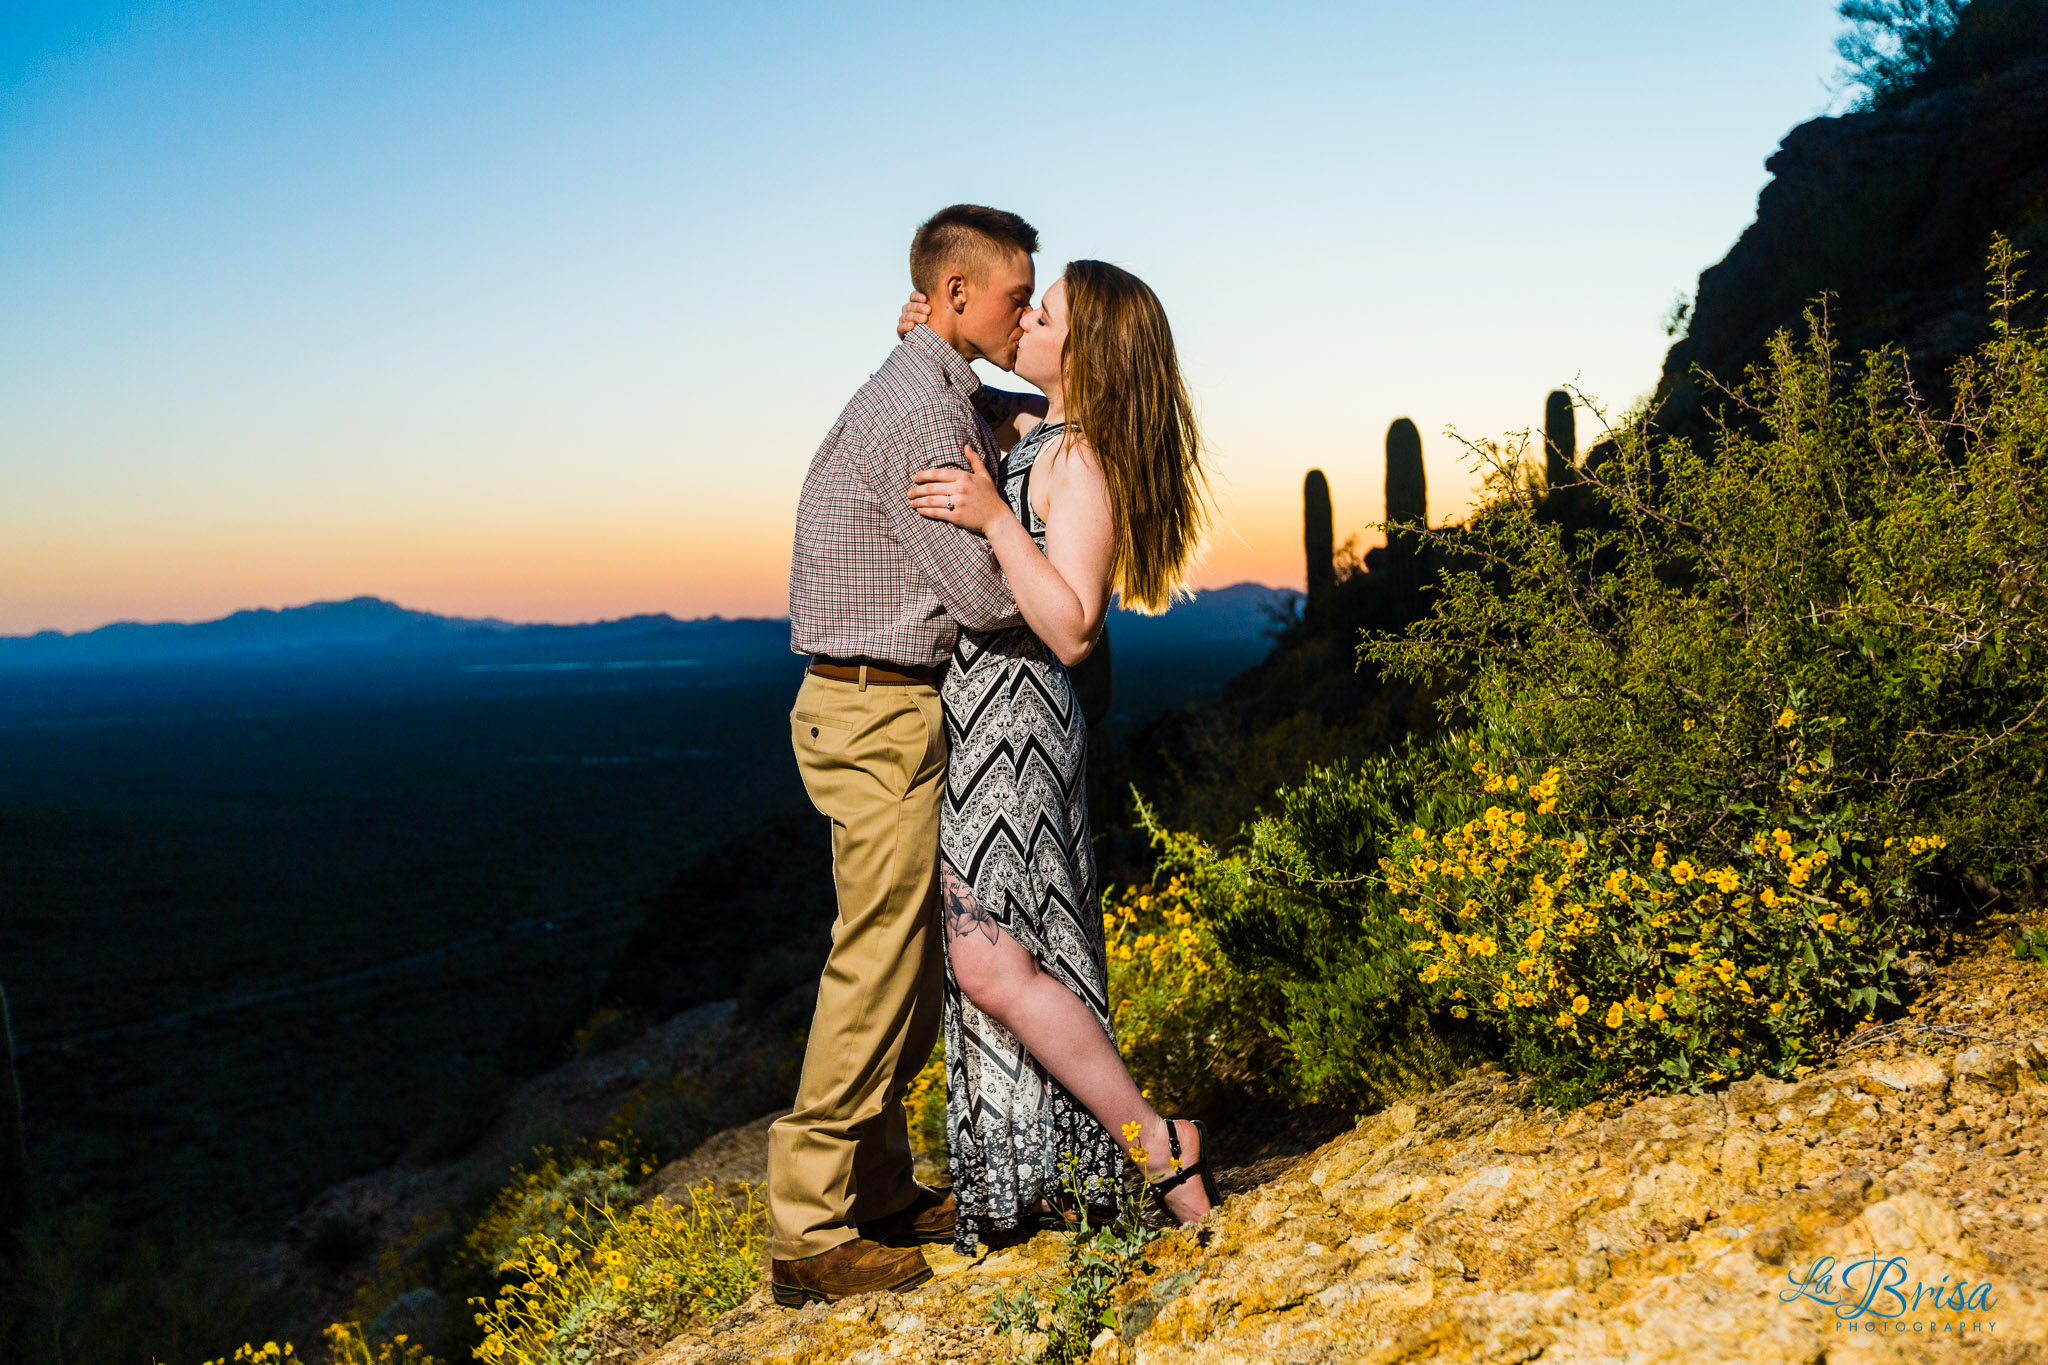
(1145, 1119, 1220, 1224)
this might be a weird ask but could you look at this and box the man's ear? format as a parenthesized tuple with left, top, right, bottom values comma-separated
(941, 269, 971, 314)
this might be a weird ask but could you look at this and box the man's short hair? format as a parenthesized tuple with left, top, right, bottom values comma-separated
(909, 205, 1039, 296)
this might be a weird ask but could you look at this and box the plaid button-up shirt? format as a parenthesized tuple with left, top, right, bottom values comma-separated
(789, 325, 1021, 668)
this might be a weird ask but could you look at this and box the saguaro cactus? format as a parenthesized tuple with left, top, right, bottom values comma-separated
(1303, 469, 1335, 622)
(1385, 419, 1428, 592)
(0, 984, 27, 1260)
(1545, 390, 1576, 489)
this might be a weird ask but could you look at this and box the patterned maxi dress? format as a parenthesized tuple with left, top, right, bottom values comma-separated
(938, 420, 1123, 1252)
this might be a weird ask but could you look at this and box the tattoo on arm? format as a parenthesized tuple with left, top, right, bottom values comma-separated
(941, 863, 1000, 946)
(973, 387, 1048, 449)
(972, 388, 1019, 430)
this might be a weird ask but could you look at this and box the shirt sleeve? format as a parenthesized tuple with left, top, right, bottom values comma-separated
(864, 398, 1020, 633)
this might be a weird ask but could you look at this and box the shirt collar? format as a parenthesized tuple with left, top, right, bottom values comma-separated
(904, 324, 982, 399)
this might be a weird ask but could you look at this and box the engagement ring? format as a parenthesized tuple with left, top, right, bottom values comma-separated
(947, 496, 955, 511)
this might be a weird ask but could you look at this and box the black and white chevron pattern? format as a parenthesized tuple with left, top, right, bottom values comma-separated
(938, 421, 1121, 1252)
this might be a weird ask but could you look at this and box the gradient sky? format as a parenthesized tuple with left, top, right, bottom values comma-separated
(1, 0, 1849, 634)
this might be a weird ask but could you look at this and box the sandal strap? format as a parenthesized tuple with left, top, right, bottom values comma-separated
(1147, 1159, 1207, 1197)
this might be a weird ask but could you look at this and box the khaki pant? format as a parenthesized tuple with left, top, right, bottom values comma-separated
(767, 671, 948, 1260)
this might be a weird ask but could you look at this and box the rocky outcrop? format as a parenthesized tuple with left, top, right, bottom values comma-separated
(1657, 38, 2048, 440)
(647, 924, 2048, 1363)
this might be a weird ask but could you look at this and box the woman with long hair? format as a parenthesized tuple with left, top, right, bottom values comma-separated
(902, 261, 1218, 1250)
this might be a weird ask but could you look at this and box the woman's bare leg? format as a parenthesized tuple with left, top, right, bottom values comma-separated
(941, 865, 1211, 1222)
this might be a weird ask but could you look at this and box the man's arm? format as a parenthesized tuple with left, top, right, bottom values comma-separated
(972, 385, 1051, 453)
(863, 402, 1019, 633)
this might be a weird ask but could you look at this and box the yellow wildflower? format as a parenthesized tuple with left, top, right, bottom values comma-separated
(1571, 994, 1590, 1015)
(1604, 1002, 1625, 1029)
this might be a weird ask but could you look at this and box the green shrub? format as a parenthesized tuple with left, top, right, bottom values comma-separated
(464, 1143, 648, 1277)
(471, 1180, 763, 1365)
(1154, 248, 2047, 1106)
(194, 1325, 441, 1365)
(1367, 243, 2048, 888)
(1157, 728, 1951, 1104)
(1147, 740, 1474, 1106)
(320, 1322, 442, 1364)
(1099, 868, 1269, 1110)
(1386, 746, 1947, 1093)
(1835, 0, 1963, 108)
(600, 1074, 716, 1163)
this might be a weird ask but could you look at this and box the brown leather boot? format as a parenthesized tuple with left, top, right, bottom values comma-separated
(858, 1187, 956, 1247)
(769, 1237, 933, 1306)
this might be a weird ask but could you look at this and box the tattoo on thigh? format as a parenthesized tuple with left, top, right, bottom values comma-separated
(941, 863, 999, 946)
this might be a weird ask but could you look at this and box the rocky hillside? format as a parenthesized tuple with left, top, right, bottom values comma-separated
(644, 919, 2047, 1364)
(1656, 4, 2048, 441)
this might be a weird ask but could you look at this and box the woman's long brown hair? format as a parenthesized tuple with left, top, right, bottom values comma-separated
(1059, 260, 1210, 615)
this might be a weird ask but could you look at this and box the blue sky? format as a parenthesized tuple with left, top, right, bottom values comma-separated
(1, 0, 1848, 631)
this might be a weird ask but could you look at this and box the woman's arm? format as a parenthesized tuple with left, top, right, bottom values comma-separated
(975, 387, 1052, 451)
(908, 440, 1112, 666)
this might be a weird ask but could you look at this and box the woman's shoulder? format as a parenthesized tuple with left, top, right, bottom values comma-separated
(1044, 427, 1103, 482)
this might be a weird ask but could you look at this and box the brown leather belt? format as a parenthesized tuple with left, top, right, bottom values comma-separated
(808, 656, 943, 687)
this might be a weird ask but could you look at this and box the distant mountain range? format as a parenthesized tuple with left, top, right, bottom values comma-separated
(0, 584, 1298, 670)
